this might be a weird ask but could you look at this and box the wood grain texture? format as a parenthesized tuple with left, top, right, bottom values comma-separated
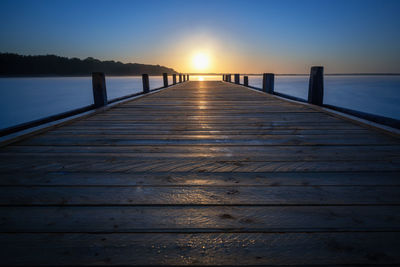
(0, 81, 399, 266)
(0, 233, 399, 265)
(1, 206, 399, 233)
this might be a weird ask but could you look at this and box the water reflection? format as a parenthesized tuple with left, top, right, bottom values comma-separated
(191, 75, 221, 81)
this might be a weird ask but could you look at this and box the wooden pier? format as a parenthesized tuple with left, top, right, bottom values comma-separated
(0, 80, 400, 265)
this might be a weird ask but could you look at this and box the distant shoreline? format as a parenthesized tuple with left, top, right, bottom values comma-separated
(0, 53, 177, 77)
(0, 74, 146, 78)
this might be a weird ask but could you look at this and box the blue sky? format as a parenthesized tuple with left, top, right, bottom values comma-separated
(1, 0, 399, 73)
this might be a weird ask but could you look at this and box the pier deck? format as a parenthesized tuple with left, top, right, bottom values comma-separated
(0, 81, 400, 266)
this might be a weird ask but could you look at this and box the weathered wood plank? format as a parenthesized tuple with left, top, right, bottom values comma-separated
(1, 145, 399, 162)
(14, 134, 399, 146)
(1, 206, 399, 233)
(1, 171, 399, 186)
(57, 122, 366, 130)
(0, 186, 398, 205)
(45, 128, 372, 135)
(1, 232, 399, 265)
(1, 159, 399, 172)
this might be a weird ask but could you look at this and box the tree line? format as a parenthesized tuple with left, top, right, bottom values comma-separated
(0, 53, 177, 76)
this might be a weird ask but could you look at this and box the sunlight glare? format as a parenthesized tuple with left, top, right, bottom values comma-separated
(192, 53, 210, 71)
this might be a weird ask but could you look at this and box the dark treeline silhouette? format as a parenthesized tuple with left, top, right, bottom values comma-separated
(0, 53, 177, 76)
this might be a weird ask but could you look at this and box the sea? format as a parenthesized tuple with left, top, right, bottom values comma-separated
(0, 75, 399, 130)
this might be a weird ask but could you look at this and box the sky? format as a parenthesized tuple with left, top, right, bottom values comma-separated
(1, 0, 400, 74)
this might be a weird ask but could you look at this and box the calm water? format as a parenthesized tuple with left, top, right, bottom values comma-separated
(0, 75, 399, 129)
(246, 75, 400, 120)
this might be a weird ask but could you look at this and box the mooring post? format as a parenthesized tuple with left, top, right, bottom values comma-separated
(262, 73, 275, 94)
(173, 74, 177, 84)
(244, 76, 249, 86)
(179, 74, 182, 83)
(163, 73, 168, 87)
(308, 66, 324, 105)
(92, 72, 108, 108)
(142, 74, 150, 93)
(234, 74, 240, 84)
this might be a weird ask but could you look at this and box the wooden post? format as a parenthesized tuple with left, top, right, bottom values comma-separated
(183, 75, 186, 82)
(244, 76, 249, 86)
(234, 74, 240, 84)
(173, 74, 177, 84)
(179, 74, 182, 83)
(227, 74, 231, 82)
(163, 73, 168, 87)
(142, 74, 150, 93)
(92, 72, 108, 108)
(187, 74, 189, 81)
(308, 66, 324, 105)
(222, 74, 225, 81)
(262, 73, 274, 94)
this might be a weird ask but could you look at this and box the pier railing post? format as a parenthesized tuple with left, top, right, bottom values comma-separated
(244, 76, 249, 86)
(234, 74, 240, 84)
(179, 74, 182, 83)
(142, 74, 150, 93)
(308, 66, 324, 105)
(163, 73, 168, 87)
(173, 74, 177, 84)
(262, 73, 275, 94)
(92, 72, 108, 108)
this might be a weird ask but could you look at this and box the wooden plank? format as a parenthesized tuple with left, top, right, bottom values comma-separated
(0, 232, 399, 265)
(0, 185, 398, 205)
(1, 147, 398, 161)
(1, 171, 399, 186)
(0, 158, 399, 172)
(67, 119, 363, 126)
(14, 134, 399, 146)
(82, 116, 341, 123)
(44, 128, 372, 135)
(3, 144, 398, 157)
(108, 106, 317, 111)
(1, 206, 399, 233)
(58, 122, 365, 130)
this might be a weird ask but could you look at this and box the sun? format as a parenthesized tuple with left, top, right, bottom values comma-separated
(192, 53, 210, 71)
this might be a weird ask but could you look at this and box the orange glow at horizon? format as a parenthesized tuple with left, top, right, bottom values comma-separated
(130, 32, 285, 74)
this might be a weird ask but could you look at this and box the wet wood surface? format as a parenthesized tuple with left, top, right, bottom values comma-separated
(0, 81, 399, 266)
